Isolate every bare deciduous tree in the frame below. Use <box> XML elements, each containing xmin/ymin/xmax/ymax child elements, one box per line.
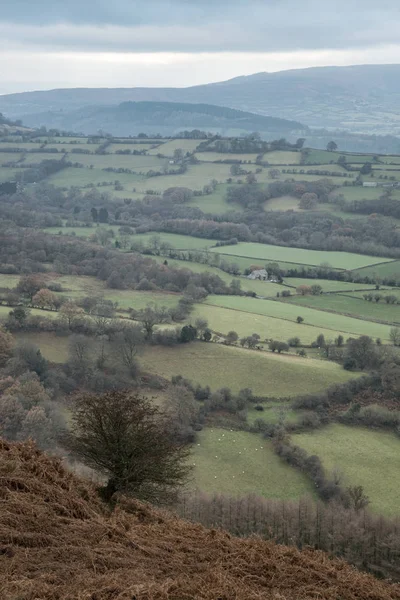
<box><xmin>63</xmin><ymin>390</ymin><xmax>192</xmax><ymax>503</ymax></box>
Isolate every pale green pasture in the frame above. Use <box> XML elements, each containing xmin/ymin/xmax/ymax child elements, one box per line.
<box><xmin>148</xmin><ymin>139</ymin><xmax>201</xmax><ymax>155</ymax></box>
<box><xmin>205</xmin><ymin>295</ymin><xmax>392</xmax><ymax>340</ymax></box>
<box><xmin>209</xmin><ymin>242</ymin><xmax>391</xmax><ymax>270</ymax></box>
<box><xmin>192</xmin><ymin>303</ymin><xmax>352</xmax><ymax>344</ymax></box>
<box><xmin>295</xmin><ymin>425</ymin><xmax>400</xmax><ymax>517</ymax></box>
<box><xmin>192</xmin><ymin>429</ymin><xmax>313</xmax><ymax>499</ymax></box>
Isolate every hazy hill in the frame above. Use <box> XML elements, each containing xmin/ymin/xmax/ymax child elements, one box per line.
<box><xmin>2</xmin><ymin>64</ymin><xmax>400</xmax><ymax>134</ymax></box>
<box><xmin>20</xmin><ymin>100</ymin><xmax>307</xmax><ymax>137</ymax></box>
<box><xmin>1</xmin><ymin>439</ymin><xmax>399</xmax><ymax>600</ymax></box>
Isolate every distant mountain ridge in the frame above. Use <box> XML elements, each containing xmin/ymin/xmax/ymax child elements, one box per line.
<box><xmin>19</xmin><ymin>101</ymin><xmax>307</xmax><ymax>137</ymax></box>
<box><xmin>2</xmin><ymin>64</ymin><xmax>400</xmax><ymax>135</ymax></box>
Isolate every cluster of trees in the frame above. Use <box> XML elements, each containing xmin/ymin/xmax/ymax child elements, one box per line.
<box><xmin>0</xmin><ymin>229</ymin><xmax>239</xmax><ymax>299</ymax></box>
<box><xmin>176</xmin><ymin>491</ymin><xmax>400</xmax><ymax>580</ymax></box>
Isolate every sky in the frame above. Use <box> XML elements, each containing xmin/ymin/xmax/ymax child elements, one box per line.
<box><xmin>1</xmin><ymin>0</ymin><xmax>400</xmax><ymax>93</ymax></box>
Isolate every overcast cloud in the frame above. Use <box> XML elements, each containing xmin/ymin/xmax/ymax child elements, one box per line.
<box><xmin>1</xmin><ymin>0</ymin><xmax>400</xmax><ymax>92</ymax></box>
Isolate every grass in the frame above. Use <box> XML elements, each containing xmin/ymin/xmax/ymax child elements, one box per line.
<box><xmin>46</xmin><ymin>167</ymin><xmax>143</xmax><ymax>188</ymax></box>
<box><xmin>195</xmin><ymin>152</ymin><xmax>260</xmax><ymax>163</ymax></box>
<box><xmin>246</xmin><ymin>401</ymin><xmax>302</xmax><ymax>426</ymax></box>
<box><xmin>141</xmin><ymin>341</ymin><xmax>360</xmax><ymax>396</ymax></box>
<box><xmin>354</xmin><ymin>260</ymin><xmax>400</xmax><ymax>279</ymax></box>
<box><xmin>0</xmin><ymin>274</ymin><xmax>21</xmax><ymax>288</ymax></box>
<box><xmin>42</xmin><ymin>225</ymin><xmax>118</xmax><ymax>237</ymax></box>
<box><xmin>0</xmin><ymin>152</ymin><xmax>24</xmax><ymax>164</ymax></box>
<box><xmin>192</xmin><ymin>428</ymin><xmax>313</xmax><ymax>499</ymax></box>
<box><xmin>204</xmin><ymin>295</ymin><xmax>393</xmax><ymax>340</ymax></box>
<box><xmin>69</xmin><ymin>154</ymin><xmax>168</xmax><ymax>171</ymax></box>
<box><xmin>192</xmin><ymin>303</ymin><xmax>352</xmax><ymax>344</ymax></box>
<box><xmin>0</xmin><ymin>306</ymin><xmax>58</xmax><ymax>320</ymax></box>
<box><xmin>131</xmin><ymin>232</ymin><xmax>216</xmax><ymax>250</ymax></box>
<box><xmin>15</xmin><ymin>331</ymin><xmax>70</xmax><ymax>362</ymax></box>
<box><xmin>263</xmin><ymin>151</ymin><xmax>301</xmax><ymax>165</ymax></box>
<box><xmin>303</xmin><ymin>149</ymin><xmax>339</xmax><ymax>164</ymax></box>
<box><xmin>137</xmin><ymin>163</ymin><xmax>234</xmax><ymax>193</ymax></box>
<box><xmin>209</xmin><ymin>242</ymin><xmax>392</xmax><ymax>270</ymax></box>
<box><xmin>285</xmin><ymin>294</ymin><xmax>400</xmax><ymax>325</ymax></box>
<box><xmin>0</xmin><ymin>142</ymin><xmax>43</xmax><ymax>150</ymax></box>
<box><xmin>0</xmin><ymin>167</ymin><xmax>18</xmax><ymax>182</ymax></box>
<box><xmin>331</xmin><ymin>186</ymin><xmax>385</xmax><ymax>202</ymax></box>
<box><xmin>108</xmin><ymin>143</ymin><xmax>157</xmax><ymax>152</ymax></box>
<box><xmin>148</xmin><ymin>139</ymin><xmax>201</xmax><ymax>156</ymax></box>
<box><xmin>294</xmin><ymin>424</ymin><xmax>400</xmax><ymax>517</ymax></box>
<box><xmin>43</xmin><ymin>228</ymin><xmax>217</xmax><ymax>251</ymax></box>
<box><xmin>264</xmin><ymin>196</ymin><xmax>301</xmax><ymax>211</ymax></box>
<box><xmin>284</xmin><ymin>278</ymin><xmax>381</xmax><ymax>292</ymax></box>
<box><xmin>187</xmin><ymin>183</ymin><xmax>243</xmax><ymax>214</ymax></box>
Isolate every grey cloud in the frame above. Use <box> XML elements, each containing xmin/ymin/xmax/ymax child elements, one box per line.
<box><xmin>0</xmin><ymin>1</ymin><xmax>399</xmax><ymax>52</ymax></box>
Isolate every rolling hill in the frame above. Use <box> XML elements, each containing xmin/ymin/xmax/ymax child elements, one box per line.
<box><xmin>19</xmin><ymin>100</ymin><xmax>307</xmax><ymax>137</ymax></box>
<box><xmin>1</xmin><ymin>439</ymin><xmax>399</xmax><ymax>600</ymax></box>
<box><xmin>2</xmin><ymin>64</ymin><xmax>400</xmax><ymax>135</ymax></box>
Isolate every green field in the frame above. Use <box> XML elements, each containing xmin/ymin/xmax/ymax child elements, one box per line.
<box><xmin>193</xmin><ymin>303</ymin><xmax>352</xmax><ymax>344</ymax></box>
<box><xmin>137</xmin><ymin>163</ymin><xmax>235</xmax><ymax>193</ymax></box>
<box><xmin>192</xmin><ymin>429</ymin><xmax>313</xmax><ymax>499</ymax></box>
<box><xmin>0</xmin><ymin>152</ymin><xmax>24</xmax><ymax>164</ymax></box>
<box><xmin>42</xmin><ymin>225</ymin><xmax>116</xmax><ymax>237</ymax></box>
<box><xmin>284</xmin><ymin>278</ymin><xmax>381</xmax><ymax>292</ymax></box>
<box><xmin>0</xmin><ymin>274</ymin><xmax>21</xmax><ymax>288</ymax></box>
<box><xmin>140</xmin><ymin>342</ymin><xmax>360</xmax><ymax>396</ymax></box>
<box><xmin>187</xmin><ymin>183</ymin><xmax>243</xmax><ymax>214</ymax></box>
<box><xmin>295</xmin><ymin>425</ymin><xmax>400</xmax><ymax>517</ymax></box>
<box><xmin>131</xmin><ymin>232</ymin><xmax>216</xmax><ymax>250</ymax></box>
<box><xmin>43</xmin><ymin>227</ymin><xmax>217</xmax><ymax>251</ymax></box>
<box><xmin>247</xmin><ymin>400</ymin><xmax>302</xmax><ymax>426</ymax></box>
<box><xmin>0</xmin><ymin>167</ymin><xmax>18</xmax><ymax>182</ymax></box>
<box><xmin>354</xmin><ymin>260</ymin><xmax>400</xmax><ymax>279</ymax></box>
<box><xmin>284</xmin><ymin>293</ymin><xmax>400</xmax><ymax>324</ymax></box>
<box><xmin>148</xmin><ymin>139</ymin><xmax>201</xmax><ymax>156</ymax></box>
<box><xmin>195</xmin><ymin>152</ymin><xmax>260</xmax><ymax>163</ymax></box>
<box><xmin>13</xmin><ymin>333</ymin><xmax>356</xmax><ymax>396</ymax></box>
<box><xmin>108</xmin><ymin>143</ymin><xmax>157</xmax><ymax>153</ymax></box>
<box><xmin>210</xmin><ymin>242</ymin><xmax>392</xmax><ymax>270</ymax></box>
<box><xmin>331</xmin><ymin>186</ymin><xmax>385</xmax><ymax>202</ymax></box>
<box><xmin>70</xmin><ymin>153</ymin><xmax>168</xmax><ymax>171</ymax></box>
<box><xmin>263</xmin><ymin>151</ymin><xmax>301</xmax><ymax>165</ymax></box>
<box><xmin>304</xmin><ymin>150</ymin><xmax>374</xmax><ymax>165</ymax></box>
<box><xmin>47</xmin><ymin>166</ymin><xmax>143</xmax><ymax>188</ymax></box>
<box><xmin>264</xmin><ymin>195</ymin><xmax>301</xmax><ymax>211</ymax></box>
<box><xmin>0</xmin><ymin>306</ymin><xmax>58</xmax><ymax>320</ymax></box>
<box><xmin>205</xmin><ymin>295</ymin><xmax>392</xmax><ymax>340</ymax></box>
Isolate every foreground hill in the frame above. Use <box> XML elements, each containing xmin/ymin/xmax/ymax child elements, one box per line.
<box><xmin>20</xmin><ymin>100</ymin><xmax>306</xmax><ymax>137</ymax></box>
<box><xmin>1</xmin><ymin>440</ymin><xmax>399</xmax><ymax>600</ymax></box>
<box><xmin>2</xmin><ymin>64</ymin><xmax>400</xmax><ymax>134</ymax></box>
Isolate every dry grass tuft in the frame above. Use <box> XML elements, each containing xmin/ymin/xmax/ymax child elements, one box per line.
<box><xmin>1</xmin><ymin>439</ymin><xmax>400</xmax><ymax>599</ymax></box>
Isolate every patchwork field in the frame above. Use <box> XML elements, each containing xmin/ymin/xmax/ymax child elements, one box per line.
<box><xmin>140</xmin><ymin>342</ymin><xmax>360</xmax><ymax>396</ymax></box>
<box><xmin>284</xmin><ymin>278</ymin><xmax>381</xmax><ymax>292</ymax></box>
<box><xmin>192</xmin><ymin>303</ymin><xmax>352</xmax><ymax>344</ymax></box>
<box><xmin>204</xmin><ymin>295</ymin><xmax>392</xmax><ymax>340</ymax></box>
<box><xmin>354</xmin><ymin>260</ymin><xmax>400</xmax><ymax>279</ymax></box>
<box><xmin>295</xmin><ymin>425</ymin><xmax>400</xmax><ymax>517</ymax></box>
<box><xmin>192</xmin><ymin>429</ymin><xmax>314</xmax><ymax>499</ymax></box>
<box><xmin>263</xmin><ymin>151</ymin><xmax>301</xmax><ymax>165</ymax></box>
<box><xmin>209</xmin><ymin>243</ymin><xmax>392</xmax><ymax>270</ymax></box>
<box><xmin>284</xmin><ymin>293</ymin><xmax>400</xmax><ymax>324</ymax></box>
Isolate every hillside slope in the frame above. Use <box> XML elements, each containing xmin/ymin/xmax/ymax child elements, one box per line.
<box><xmin>2</xmin><ymin>64</ymin><xmax>400</xmax><ymax>134</ymax></box>
<box><xmin>1</xmin><ymin>439</ymin><xmax>400</xmax><ymax>600</ymax></box>
<box><xmin>20</xmin><ymin>100</ymin><xmax>306</xmax><ymax>137</ymax></box>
